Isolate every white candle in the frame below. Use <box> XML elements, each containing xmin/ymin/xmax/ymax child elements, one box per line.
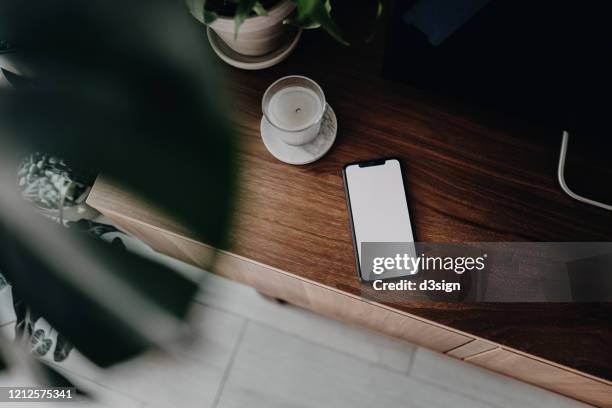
<box><xmin>262</xmin><ymin>76</ymin><xmax>326</xmax><ymax>146</ymax></box>
<box><xmin>268</xmin><ymin>86</ymin><xmax>323</xmax><ymax>131</ymax></box>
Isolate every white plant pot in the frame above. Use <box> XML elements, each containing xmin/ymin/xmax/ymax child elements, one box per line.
<box><xmin>0</xmin><ymin>51</ymin><xmax>31</xmax><ymax>77</ymax></box>
<box><xmin>187</xmin><ymin>0</ymin><xmax>297</xmax><ymax>57</ymax></box>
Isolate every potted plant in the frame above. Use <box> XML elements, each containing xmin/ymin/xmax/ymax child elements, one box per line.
<box><xmin>0</xmin><ymin>40</ymin><xmax>31</xmax><ymax>81</ymax></box>
<box><xmin>186</xmin><ymin>0</ymin><xmax>346</xmax><ymax>58</ymax></box>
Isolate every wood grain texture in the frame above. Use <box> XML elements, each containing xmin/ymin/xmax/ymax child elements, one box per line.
<box><xmin>100</xmin><ymin>209</ymin><xmax>472</xmax><ymax>353</ymax></box>
<box><xmin>466</xmin><ymin>349</ymin><xmax>612</xmax><ymax>407</ymax></box>
<box><xmin>216</xmin><ymin>250</ymin><xmax>472</xmax><ymax>352</ymax></box>
<box><xmin>446</xmin><ymin>339</ymin><xmax>498</xmax><ymax>360</ymax></box>
<box><xmin>105</xmin><ymin>210</ymin><xmax>216</xmax><ymax>271</ymax></box>
<box><xmin>86</xmin><ymin>22</ymin><xmax>612</xmax><ymax>396</ymax></box>
<box><xmin>220</xmin><ymin>30</ymin><xmax>612</xmax><ymax>381</ymax></box>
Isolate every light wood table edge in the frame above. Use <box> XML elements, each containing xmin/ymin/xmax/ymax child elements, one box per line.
<box><xmin>464</xmin><ymin>348</ymin><xmax>612</xmax><ymax>407</ymax></box>
<box><xmin>91</xmin><ymin>206</ymin><xmax>475</xmax><ymax>344</ymax></box>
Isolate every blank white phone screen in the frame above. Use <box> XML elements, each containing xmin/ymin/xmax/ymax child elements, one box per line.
<box><xmin>345</xmin><ymin>159</ymin><xmax>415</xmax><ymax>271</ymax></box>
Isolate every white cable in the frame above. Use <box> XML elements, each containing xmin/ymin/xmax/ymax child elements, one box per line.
<box><xmin>557</xmin><ymin>130</ymin><xmax>612</xmax><ymax>212</ymax></box>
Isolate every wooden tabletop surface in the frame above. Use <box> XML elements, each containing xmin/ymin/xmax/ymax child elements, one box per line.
<box><xmin>89</xmin><ymin>26</ymin><xmax>612</xmax><ymax>382</ymax></box>
<box><xmin>206</xmin><ymin>28</ymin><xmax>612</xmax><ymax>381</ymax></box>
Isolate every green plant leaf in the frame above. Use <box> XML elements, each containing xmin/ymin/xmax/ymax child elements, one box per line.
<box><xmin>0</xmin><ymin>0</ymin><xmax>236</xmax><ymax>367</ymax></box>
<box><xmin>0</xmin><ymin>0</ymin><xmax>236</xmax><ymax>249</ymax></box>
<box><xmin>253</xmin><ymin>1</ymin><xmax>268</xmax><ymax>16</ymax></box>
<box><xmin>185</xmin><ymin>0</ymin><xmax>218</xmax><ymax>25</ymax></box>
<box><xmin>185</xmin><ymin>0</ymin><xmax>207</xmax><ymax>23</ymax></box>
<box><xmin>365</xmin><ymin>0</ymin><xmax>384</xmax><ymax>43</ymax></box>
<box><xmin>204</xmin><ymin>9</ymin><xmax>218</xmax><ymax>24</ymax></box>
<box><xmin>0</xmin><ymin>212</ymin><xmax>199</xmax><ymax>367</ymax></box>
<box><xmin>235</xmin><ymin>0</ymin><xmax>258</xmax><ymax>38</ymax></box>
<box><xmin>284</xmin><ymin>0</ymin><xmax>329</xmax><ymax>29</ymax></box>
<box><xmin>290</xmin><ymin>0</ymin><xmax>347</xmax><ymax>45</ymax></box>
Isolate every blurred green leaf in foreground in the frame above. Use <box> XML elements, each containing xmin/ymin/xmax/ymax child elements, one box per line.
<box><xmin>0</xmin><ymin>0</ymin><xmax>236</xmax><ymax>371</ymax></box>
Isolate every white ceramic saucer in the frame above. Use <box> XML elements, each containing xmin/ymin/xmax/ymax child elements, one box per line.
<box><xmin>207</xmin><ymin>27</ymin><xmax>302</xmax><ymax>70</ymax></box>
<box><xmin>260</xmin><ymin>104</ymin><xmax>337</xmax><ymax>165</ymax></box>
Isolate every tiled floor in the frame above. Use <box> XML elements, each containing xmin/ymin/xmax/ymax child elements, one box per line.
<box><xmin>0</xmin><ymin>251</ymin><xmax>590</xmax><ymax>407</ymax></box>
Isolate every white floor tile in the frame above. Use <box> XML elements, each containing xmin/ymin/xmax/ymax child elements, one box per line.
<box><xmin>45</xmin><ymin>303</ymin><xmax>245</xmax><ymax>408</ymax></box>
<box><xmin>53</xmin><ymin>366</ymin><xmax>145</xmax><ymax>408</ymax></box>
<box><xmin>0</xmin><ymin>284</ymin><xmax>16</xmax><ymax>326</ymax></box>
<box><xmin>0</xmin><ymin>321</ymin><xmax>16</xmax><ymax>341</ymax></box>
<box><xmin>64</xmin><ymin>352</ymin><xmax>221</xmax><ymax>408</ymax></box>
<box><xmin>216</xmin><ymin>322</ymin><xmax>492</xmax><ymax>408</ymax></box>
<box><xmin>196</xmin><ymin>271</ymin><xmax>416</xmax><ymax>373</ymax></box>
<box><xmin>410</xmin><ymin>347</ymin><xmax>590</xmax><ymax>408</ymax></box>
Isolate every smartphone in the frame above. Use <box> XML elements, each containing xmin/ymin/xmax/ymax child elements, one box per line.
<box><xmin>342</xmin><ymin>158</ymin><xmax>416</xmax><ymax>281</ymax></box>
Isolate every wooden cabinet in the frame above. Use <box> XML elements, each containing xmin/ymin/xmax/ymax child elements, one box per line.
<box><xmin>88</xmin><ymin>198</ymin><xmax>612</xmax><ymax>407</ymax></box>
<box><xmin>446</xmin><ymin>339</ymin><xmax>498</xmax><ymax>359</ymax></box>
<box><xmin>466</xmin><ymin>349</ymin><xmax>612</xmax><ymax>407</ymax></box>
<box><xmin>103</xmin><ymin>208</ymin><xmax>473</xmax><ymax>353</ymax></box>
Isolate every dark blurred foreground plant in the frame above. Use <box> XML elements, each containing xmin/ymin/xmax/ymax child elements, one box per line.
<box><xmin>0</xmin><ymin>0</ymin><xmax>236</xmax><ymax>388</ymax></box>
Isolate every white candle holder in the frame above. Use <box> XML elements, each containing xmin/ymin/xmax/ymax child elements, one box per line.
<box><xmin>262</xmin><ymin>75</ymin><xmax>326</xmax><ymax>146</ymax></box>
<box><xmin>260</xmin><ymin>75</ymin><xmax>338</xmax><ymax>165</ymax></box>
